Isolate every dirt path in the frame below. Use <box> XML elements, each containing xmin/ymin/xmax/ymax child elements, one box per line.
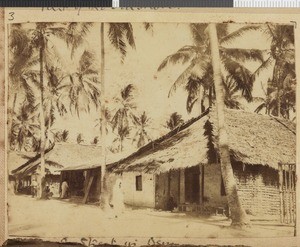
<box><xmin>8</xmin><ymin>194</ymin><xmax>294</xmax><ymax>239</ymax></box>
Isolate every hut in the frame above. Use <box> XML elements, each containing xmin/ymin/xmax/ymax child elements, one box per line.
<box><xmin>11</xmin><ymin>143</ymin><xmax>103</xmax><ymax>199</ymax></box>
<box><xmin>59</xmin><ymin>150</ymin><xmax>126</xmax><ymax>204</ymax></box>
<box><xmin>7</xmin><ymin>151</ymin><xmax>35</xmax><ymax>194</ymax></box>
<box><xmin>107</xmin><ymin>108</ymin><xmax>296</xmax><ymax>220</ymax></box>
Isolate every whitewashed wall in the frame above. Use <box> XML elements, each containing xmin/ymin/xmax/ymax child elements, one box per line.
<box><xmin>121</xmin><ymin>172</ymin><xmax>155</xmax><ymax>208</ymax></box>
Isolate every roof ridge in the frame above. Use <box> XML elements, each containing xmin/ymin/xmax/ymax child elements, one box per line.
<box><xmin>270</xmin><ymin>116</ymin><xmax>296</xmax><ymax>135</ymax></box>
<box><xmin>107</xmin><ymin>109</ymin><xmax>210</xmax><ymax>170</ymax></box>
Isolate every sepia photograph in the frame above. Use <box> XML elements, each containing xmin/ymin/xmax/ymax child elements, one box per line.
<box><xmin>4</xmin><ymin>10</ymin><xmax>297</xmax><ymax>243</ymax></box>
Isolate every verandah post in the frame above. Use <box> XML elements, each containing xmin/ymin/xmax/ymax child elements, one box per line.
<box><xmin>199</xmin><ymin>165</ymin><xmax>203</xmax><ymax>204</ymax></box>
<box><xmin>278</xmin><ymin>163</ymin><xmax>284</xmax><ymax>223</ymax></box>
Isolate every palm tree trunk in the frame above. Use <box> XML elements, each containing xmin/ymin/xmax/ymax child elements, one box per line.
<box><xmin>100</xmin><ymin>22</ymin><xmax>108</xmax><ymax>208</ymax></box>
<box><xmin>273</xmin><ymin>61</ymin><xmax>282</xmax><ymax>118</ymax></box>
<box><xmin>120</xmin><ymin>138</ymin><xmax>123</xmax><ymax>152</ymax></box>
<box><xmin>277</xmin><ymin>87</ymin><xmax>281</xmax><ymax>117</ymax></box>
<box><xmin>208</xmin><ymin>86</ymin><xmax>213</xmax><ymax>107</ymax></box>
<box><xmin>38</xmin><ymin>44</ymin><xmax>46</xmax><ymax>198</ymax></box>
<box><xmin>208</xmin><ymin>23</ymin><xmax>249</xmax><ymax>227</ymax></box>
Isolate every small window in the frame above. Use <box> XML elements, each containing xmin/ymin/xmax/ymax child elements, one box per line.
<box><xmin>221</xmin><ymin>177</ymin><xmax>226</xmax><ymax>196</ymax></box>
<box><xmin>136</xmin><ymin>175</ymin><xmax>142</xmax><ymax>191</ymax></box>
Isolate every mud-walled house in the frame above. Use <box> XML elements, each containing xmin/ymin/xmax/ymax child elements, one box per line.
<box><xmin>10</xmin><ymin>143</ymin><xmax>103</xmax><ymax>199</ymax></box>
<box><xmin>107</xmin><ymin>108</ymin><xmax>296</xmax><ymax>221</ymax></box>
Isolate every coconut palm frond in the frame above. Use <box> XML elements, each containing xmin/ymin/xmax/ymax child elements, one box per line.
<box><xmin>185</xmin><ymin>77</ymin><xmax>202</xmax><ymax>113</ymax></box>
<box><xmin>255</xmin><ymin>102</ymin><xmax>267</xmax><ymax>113</ymax></box>
<box><xmin>157</xmin><ymin>45</ymin><xmax>198</xmax><ymax>71</ymax></box>
<box><xmin>168</xmin><ymin>62</ymin><xmax>196</xmax><ymax>97</ymax></box>
<box><xmin>65</xmin><ymin>22</ymin><xmax>93</xmax><ymax>57</ymax></box>
<box><xmin>169</xmin><ymin>57</ymin><xmax>209</xmax><ymax>98</ymax></box>
<box><xmin>21</xmin><ymin>76</ymin><xmax>36</xmax><ymax>106</ymax></box>
<box><xmin>166</xmin><ymin>112</ymin><xmax>184</xmax><ymax>130</ymax></box>
<box><xmin>216</xmin><ymin>23</ymin><xmax>230</xmax><ymax>40</ymax></box>
<box><xmin>47</xmin><ymin>27</ymin><xmax>68</xmax><ymax>40</ymax></box>
<box><xmin>222</xmin><ymin>55</ymin><xmax>254</xmax><ymax>102</ymax></box>
<box><xmin>190</xmin><ymin>23</ymin><xmax>208</xmax><ymax>46</ymax></box>
<box><xmin>108</xmin><ymin>23</ymin><xmax>135</xmax><ymax>61</ymax></box>
<box><xmin>10</xmin><ymin>25</ymin><xmax>33</xmax><ymax>57</ymax></box>
<box><xmin>79</xmin><ymin>50</ymin><xmax>96</xmax><ymax>72</ymax></box>
<box><xmin>252</xmin><ymin>56</ymin><xmax>274</xmax><ymax>78</ymax></box>
<box><xmin>109</xmin><ymin>25</ymin><xmax>126</xmax><ymax>57</ymax></box>
<box><xmin>220</xmin><ymin>25</ymin><xmax>261</xmax><ymax>44</ymax></box>
<box><xmin>121</xmin><ymin>84</ymin><xmax>135</xmax><ymax>100</ymax></box>
<box><xmin>221</xmin><ymin>47</ymin><xmax>265</xmax><ymax>63</ymax></box>
<box><xmin>123</xmin><ymin>23</ymin><xmax>136</xmax><ymax>49</ymax></box>
<box><xmin>224</xmin><ymin>98</ymin><xmax>242</xmax><ymax>109</ymax></box>
<box><xmin>132</xmin><ymin>111</ymin><xmax>152</xmax><ymax>148</ymax></box>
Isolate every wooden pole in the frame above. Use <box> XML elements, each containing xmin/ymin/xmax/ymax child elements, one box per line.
<box><xmin>292</xmin><ymin>166</ymin><xmax>296</xmax><ymax>223</ymax></box>
<box><xmin>168</xmin><ymin>171</ymin><xmax>171</xmax><ymax>199</ymax></box>
<box><xmin>278</xmin><ymin>163</ymin><xmax>284</xmax><ymax>223</ymax></box>
<box><xmin>100</xmin><ymin>22</ymin><xmax>107</xmax><ymax>207</ymax></box>
<box><xmin>199</xmin><ymin>165</ymin><xmax>203</xmax><ymax>204</ymax></box>
<box><xmin>288</xmin><ymin>165</ymin><xmax>294</xmax><ymax>223</ymax></box>
<box><xmin>284</xmin><ymin>168</ymin><xmax>289</xmax><ymax>223</ymax></box>
<box><xmin>178</xmin><ymin>170</ymin><xmax>180</xmax><ymax>206</ymax></box>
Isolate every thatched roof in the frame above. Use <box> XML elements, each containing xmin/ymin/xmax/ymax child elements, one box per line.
<box><xmin>108</xmin><ymin>108</ymin><xmax>296</xmax><ymax>173</ymax></box>
<box><xmin>107</xmin><ymin>110</ymin><xmax>210</xmax><ymax>173</ymax></box>
<box><xmin>210</xmin><ymin>108</ymin><xmax>296</xmax><ymax>169</ymax></box>
<box><xmin>11</xmin><ymin>143</ymin><xmax>103</xmax><ymax>177</ymax></box>
<box><xmin>7</xmin><ymin>151</ymin><xmax>35</xmax><ymax>174</ymax></box>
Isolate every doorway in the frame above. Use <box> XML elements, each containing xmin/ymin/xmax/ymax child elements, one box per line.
<box><xmin>185</xmin><ymin>166</ymin><xmax>200</xmax><ymax>203</ymax></box>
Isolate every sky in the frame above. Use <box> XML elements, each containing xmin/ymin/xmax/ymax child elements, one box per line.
<box><xmin>10</xmin><ymin>22</ymin><xmax>276</xmax><ymax>152</ymax></box>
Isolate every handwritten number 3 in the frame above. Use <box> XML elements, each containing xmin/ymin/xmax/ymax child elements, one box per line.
<box><xmin>8</xmin><ymin>12</ymin><xmax>14</xmax><ymax>21</ymax></box>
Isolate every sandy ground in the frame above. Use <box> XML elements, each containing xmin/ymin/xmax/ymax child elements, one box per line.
<box><xmin>7</xmin><ymin>194</ymin><xmax>294</xmax><ymax>240</ymax></box>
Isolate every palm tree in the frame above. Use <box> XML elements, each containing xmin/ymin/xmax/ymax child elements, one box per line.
<box><xmin>77</xmin><ymin>133</ymin><xmax>84</xmax><ymax>144</ymax></box>
<box><xmin>92</xmin><ymin>136</ymin><xmax>99</xmax><ymax>145</ymax></box>
<box><xmin>30</xmin><ymin>23</ymin><xmax>68</xmax><ymax>195</ymax></box>
<box><xmin>10</xmin><ymin>100</ymin><xmax>40</xmax><ymax>152</ymax></box>
<box><xmin>223</xmin><ymin>75</ymin><xmax>243</xmax><ymax>110</ymax></box>
<box><xmin>113</xmin><ymin>125</ymin><xmax>131</xmax><ymax>152</ymax></box>
<box><xmin>208</xmin><ymin>23</ymin><xmax>249</xmax><ymax>226</ymax></box>
<box><xmin>255</xmin><ymin>77</ymin><xmax>296</xmax><ymax>119</ymax></box>
<box><xmin>253</xmin><ymin>24</ymin><xmax>295</xmax><ymax>118</ymax></box>
<box><xmin>64</xmin><ymin>22</ymin><xmax>94</xmax><ymax>58</ymax></box>
<box><xmin>8</xmin><ymin>24</ymin><xmax>39</xmax><ymax>146</ymax></box>
<box><xmin>53</xmin><ymin>129</ymin><xmax>69</xmax><ymax>143</ymax></box>
<box><xmin>166</xmin><ymin>112</ymin><xmax>184</xmax><ymax>130</ymax></box>
<box><xmin>95</xmin><ymin>107</ymin><xmax>112</xmax><ymax>134</ymax></box>
<box><xmin>132</xmin><ymin>112</ymin><xmax>152</xmax><ymax>148</ymax></box>
<box><xmin>111</xmin><ymin>84</ymin><xmax>137</xmax><ymax>138</ymax></box>
<box><xmin>61</xmin><ymin>130</ymin><xmax>69</xmax><ymax>142</ymax></box>
<box><xmin>158</xmin><ymin>23</ymin><xmax>263</xmax><ymax>114</ymax></box>
<box><xmin>99</xmin><ymin>23</ymin><xmax>136</xmax><ymax>207</ymax></box>
<box><xmin>62</xmin><ymin>50</ymin><xmax>101</xmax><ymax>117</ymax></box>
<box><xmin>43</xmin><ymin>65</ymin><xmax>68</xmax><ymax>137</ymax></box>
<box><xmin>28</xmin><ymin>22</ymin><xmax>92</xmax><ymax>197</ymax></box>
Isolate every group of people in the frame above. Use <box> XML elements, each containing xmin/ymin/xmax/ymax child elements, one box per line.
<box><xmin>30</xmin><ymin>179</ymin><xmax>69</xmax><ymax>199</ymax></box>
<box><xmin>30</xmin><ymin>178</ymin><xmax>54</xmax><ymax>199</ymax></box>
<box><xmin>28</xmin><ymin>177</ymin><xmax>125</xmax><ymax>215</ymax></box>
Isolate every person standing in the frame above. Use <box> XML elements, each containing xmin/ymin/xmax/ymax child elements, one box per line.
<box><xmin>111</xmin><ymin>179</ymin><xmax>125</xmax><ymax>217</ymax></box>
<box><xmin>31</xmin><ymin>178</ymin><xmax>38</xmax><ymax>198</ymax></box>
<box><xmin>61</xmin><ymin>180</ymin><xmax>69</xmax><ymax>199</ymax></box>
